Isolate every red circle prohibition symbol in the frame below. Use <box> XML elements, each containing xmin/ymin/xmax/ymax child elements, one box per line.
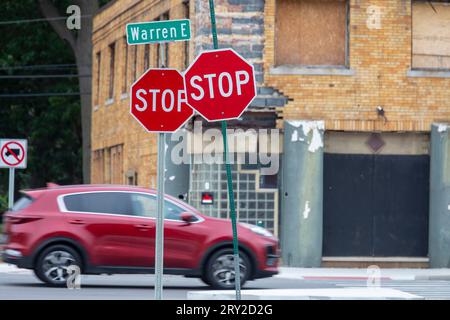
<box><xmin>1</xmin><ymin>142</ymin><xmax>25</xmax><ymax>167</ymax></box>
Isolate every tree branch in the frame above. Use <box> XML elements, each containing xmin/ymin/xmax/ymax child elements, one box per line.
<box><xmin>38</xmin><ymin>0</ymin><xmax>76</xmax><ymax>51</ymax></box>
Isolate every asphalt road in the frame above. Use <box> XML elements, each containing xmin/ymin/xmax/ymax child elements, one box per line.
<box><xmin>1</xmin><ymin>271</ymin><xmax>450</xmax><ymax>300</ymax></box>
<box><xmin>0</xmin><ymin>272</ymin><xmax>333</xmax><ymax>300</ymax></box>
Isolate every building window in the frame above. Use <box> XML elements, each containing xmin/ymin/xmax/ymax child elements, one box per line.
<box><xmin>131</xmin><ymin>45</ymin><xmax>137</xmax><ymax>81</ymax></box>
<box><xmin>275</xmin><ymin>0</ymin><xmax>348</xmax><ymax>67</ymax></box>
<box><xmin>412</xmin><ymin>1</ymin><xmax>450</xmax><ymax>70</ymax></box>
<box><xmin>108</xmin><ymin>42</ymin><xmax>115</xmax><ymax>99</ymax></box>
<box><xmin>122</xmin><ymin>37</ymin><xmax>128</xmax><ymax>94</ymax></box>
<box><xmin>144</xmin><ymin>44</ymin><xmax>150</xmax><ymax>71</ymax></box>
<box><xmin>183</xmin><ymin>1</ymin><xmax>190</xmax><ymax>68</ymax></box>
<box><xmin>94</xmin><ymin>51</ymin><xmax>101</xmax><ymax>106</ymax></box>
<box><xmin>126</xmin><ymin>170</ymin><xmax>138</xmax><ymax>186</ymax></box>
<box><xmin>157</xmin><ymin>13</ymin><xmax>170</xmax><ymax>68</ymax></box>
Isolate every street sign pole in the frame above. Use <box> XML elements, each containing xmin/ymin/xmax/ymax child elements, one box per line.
<box><xmin>208</xmin><ymin>0</ymin><xmax>241</xmax><ymax>300</ymax></box>
<box><xmin>155</xmin><ymin>132</ymin><xmax>165</xmax><ymax>300</ymax></box>
<box><xmin>8</xmin><ymin>167</ymin><xmax>15</xmax><ymax>209</ymax></box>
<box><xmin>155</xmin><ymin>46</ymin><xmax>167</xmax><ymax>300</ymax></box>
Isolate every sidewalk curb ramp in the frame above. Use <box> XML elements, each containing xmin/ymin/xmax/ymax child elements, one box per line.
<box><xmin>187</xmin><ymin>288</ymin><xmax>423</xmax><ymax>300</ymax></box>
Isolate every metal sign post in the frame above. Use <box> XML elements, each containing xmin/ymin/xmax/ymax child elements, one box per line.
<box><xmin>208</xmin><ymin>0</ymin><xmax>242</xmax><ymax>300</ymax></box>
<box><xmin>8</xmin><ymin>168</ymin><xmax>15</xmax><ymax>209</ymax></box>
<box><xmin>155</xmin><ymin>132</ymin><xmax>165</xmax><ymax>300</ymax></box>
<box><xmin>155</xmin><ymin>42</ymin><xmax>166</xmax><ymax>301</ymax></box>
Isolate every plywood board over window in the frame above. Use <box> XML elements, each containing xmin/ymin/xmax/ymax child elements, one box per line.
<box><xmin>275</xmin><ymin>0</ymin><xmax>348</xmax><ymax>66</ymax></box>
<box><xmin>413</xmin><ymin>1</ymin><xmax>450</xmax><ymax>70</ymax></box>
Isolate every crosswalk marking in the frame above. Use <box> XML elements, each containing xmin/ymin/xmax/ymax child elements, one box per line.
<box><xmin>306</xmin><ymin>279</ymin><xmax>450</xmax><ymax>300</ymax></box>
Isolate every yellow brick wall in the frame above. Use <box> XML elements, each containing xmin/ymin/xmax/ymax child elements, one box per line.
<box><xmin>264</xmin><ymin>0</ymin><xmax>450</xmax><ymax>131</ymax></box>
<box><xmin>91</xmin><ymin>0</ymin><xmax>189</xmax><ymax>186</ymax></box>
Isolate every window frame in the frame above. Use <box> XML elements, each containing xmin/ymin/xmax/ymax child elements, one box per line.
<box><xmin>57</xmin><ymin>191</ymin><xmax>204</xmax><ymax>223</ymax></box>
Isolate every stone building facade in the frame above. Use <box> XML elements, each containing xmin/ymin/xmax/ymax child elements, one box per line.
<box><xmin>92</xmin><ymin>0</ymin><xmax>450</xmax><ymax>267</ymax></box>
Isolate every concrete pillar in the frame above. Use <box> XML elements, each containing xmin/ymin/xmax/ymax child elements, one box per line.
<box><xmin>281</xmin><ymin>120</ymin><xmax>324</xmax><ymax>267</ymax></box>
<box><xmin>164</xmin><ymin>131</ymin><xmax>190</xmax><ymax>201</ymax></box>
<box><xmin>429</xmin><ymin>123</ymin><xmax>450</xmax><ymax>268</ymax></box>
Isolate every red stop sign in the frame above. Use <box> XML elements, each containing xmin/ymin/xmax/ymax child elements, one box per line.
<box><xmin>130</xmin><ymin>69</ymin><xmax>193</xmax><ymax>132</ymax></box>
<box><xmin>184</xmin><ymin>48</ymin><xmax>257</xmax><ymax>122</ymax></box>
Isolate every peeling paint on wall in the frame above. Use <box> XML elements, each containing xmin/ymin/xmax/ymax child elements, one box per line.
<box><xmin>288</xmin><ymin>120</ymin><xmax>324</xmax><ymax>153</ymax></box>
<box><xmin>303</xmin><ymin>201</ymin><xmax>311</xmax><ymax>219</ymax></box>
<box><xmin>291</xmin><ymin>130</ymin><xmax>298</xmax><ymax>142</ymax></box>
<box><xmin>437</xmin><ymin>124</ymin><xmax>448</xmax><ymax>133</ymax></box>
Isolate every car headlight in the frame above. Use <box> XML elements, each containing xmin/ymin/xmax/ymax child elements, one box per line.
<box><xmin>240</xmin><ymin>223</ymin><xmax>274</xmax><ymax>238</ymax></box>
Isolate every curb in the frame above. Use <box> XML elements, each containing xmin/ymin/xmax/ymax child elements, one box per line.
<box><xmin>187</xmin><ymin>288</ymin><xmax>423</xmax><ymax>300</ymax></box>
<box><xmin>415</xmin><ymin>275</ymin><xmax>450</xmax><ymax>281</ymax></box>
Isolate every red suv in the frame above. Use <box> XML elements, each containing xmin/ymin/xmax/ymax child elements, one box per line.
<box><xmin>2</xmin><ymin>185</ymin><xmax>279</xmax><ymax>288</ymax></box>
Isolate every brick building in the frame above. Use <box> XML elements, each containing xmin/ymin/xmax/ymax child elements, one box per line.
<box><xmin>91</xmin><ymin>0</ymin><xmax>450</xmax><ymax>267</ymax></box>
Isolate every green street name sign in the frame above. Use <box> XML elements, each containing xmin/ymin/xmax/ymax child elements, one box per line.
<box><xmin>126</xmin><ymin>19</ymin><xmax>191</xmax><ymax>45</ymax></box>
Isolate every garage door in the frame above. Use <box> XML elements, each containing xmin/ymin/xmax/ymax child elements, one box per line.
<box><xmin>323</xmin><ymin>153</ymin><xmax>429</xmax><ymax>257</ymax></box>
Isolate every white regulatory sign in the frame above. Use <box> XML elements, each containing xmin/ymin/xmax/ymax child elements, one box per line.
<box><xmin>0</xmin><ymin>139</ymin><xmax>28</xmax><ymax>169</ymax></box>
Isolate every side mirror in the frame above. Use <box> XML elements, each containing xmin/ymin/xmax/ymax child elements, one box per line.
<box><xmin>180</xmin><ymin>212</ymin><xmax>195</xmax><ymax>224</ymax></box>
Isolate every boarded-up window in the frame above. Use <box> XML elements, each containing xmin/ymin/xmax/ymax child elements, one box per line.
<box><xmin>110</xmin><ymin>144</ymin><xmax>124</xmax><ymax>184</ymax></box>
<box><xmin>92</xmin><ymin>149</ymin><xmax>104</xmax><ymax>183</ymax></box>
<box><xmin>275</xmin><ymin>0</ymin><xmax>348</xmax><ymax>66</ymax></box>
<box><xmin>92</xmin><ymin>145</ymin><xmax>123</xmax><ymax>184</ymax></box>
<box><xmin>412</xmin><ymin>1</ymin><xmax>450</xmax><ymax>70</ymax></box>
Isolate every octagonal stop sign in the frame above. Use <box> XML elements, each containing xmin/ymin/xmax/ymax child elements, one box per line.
<box><xmin>184</xmin><ymin>48</ymin><xmax>257</xmax><ymax>122</ymax></box>
<box><xmin>130</xmin><ymin>69</ymin><xmax>193</xmax><ymax>132</ymax></box>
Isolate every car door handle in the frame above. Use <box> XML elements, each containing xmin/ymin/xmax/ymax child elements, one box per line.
<box><xmin>68</xmin><ymin>219</ymin><xmax>86</xmax><ymax>225</ymax></box>
<box><xmin>134</xmin><ymin>224</ymin><xmax>154</xmax><ymax>230</ymax></box>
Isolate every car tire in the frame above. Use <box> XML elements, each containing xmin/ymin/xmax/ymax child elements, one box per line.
<box><xmin>34</xmin><ymin>244</ymin><xmax>82</xmax><ymax>287</ymax></box>
<box><xmin>204</xmin><ymin>248</ymin><xmax>251</xmax><ymax>290</ymax></box>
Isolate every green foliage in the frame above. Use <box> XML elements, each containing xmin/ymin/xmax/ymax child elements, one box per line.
<box><xmin>0</xmin><ymin>193</ymin><xmax>7</xmax><ymax>214</ymax></box>
<box><xmin>0</xmin><ymin>0</ymin><xmax>83</xmax><ymax>195</ymax></box>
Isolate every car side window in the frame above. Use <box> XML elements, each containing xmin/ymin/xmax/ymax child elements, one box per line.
<box><xmin>164</xmin><ymin>201</ymin><xmax>185</xmax><ymax>221</ymax></box>
<box><xmin>129</xmin><ymin>193</ymin><xmax>197</xmax><ymax>221</ymax></box>
<box><xmin>131</xmin><ymin>193</ymin><xmax>157</xmax><ymax>218</ymax></box>
<box><xmin>165</xmin><ymin>201</ymin><xmax>198</xmax><ymax>222</ymax></box>
<box><xmin>63</xmin><ymin>192</ymin><xmax>133</xmax><ymax>216</ymax></box>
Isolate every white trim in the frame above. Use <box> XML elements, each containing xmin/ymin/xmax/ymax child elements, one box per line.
<box><xmin>57</xmin><ymin>190</ymin><xmax>204</xmax><ymax>224</ymax></box>
<box><xmin>407</xmin><ymin>69</ymin><xmax>450</xmax><ymax>78</ymax></box>
<box><xmin>270</xmin><ymin>66</ymin><xmax>355</xmax><ymax>76</ymax></box>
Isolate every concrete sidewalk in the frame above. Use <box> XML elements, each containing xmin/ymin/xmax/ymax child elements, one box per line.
<box><xmin>275</xmin><ymin>267</ymin><xmax>450</xmax><ymax>281</ymax></box>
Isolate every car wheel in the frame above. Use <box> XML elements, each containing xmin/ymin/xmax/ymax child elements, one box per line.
<box><xmin>34</xmin><ymin>244</ymin><xmax>81</xmax><ymax>287</ymax></box>
<box><xmin>205</xmin><ymin>248</ymin><xmax>250</xmax><ymax>290</ymax></box>
<box><xmin>200</xmin><ymin>274</ymin><xmax>211</xmax><ymax>286</ymax></box>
